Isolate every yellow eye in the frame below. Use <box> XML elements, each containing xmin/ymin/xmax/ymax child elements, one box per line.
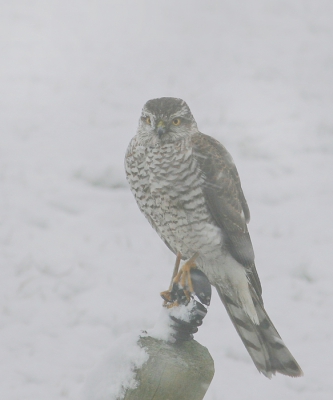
<box><xmin>172</xmin><ymin>118</ymin><xmax>181</xmax><ymax>126</ymax></box>
<box><xmin>145</xmin><ymin>116</ymin><xmax>151</xmax><ymax>124</ymax></box>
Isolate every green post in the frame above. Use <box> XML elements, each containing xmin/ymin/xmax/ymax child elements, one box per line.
<box><xmin>123</xmin><ymin>336</ymin><xmax>214</xmax><ymax>400</ymax></box>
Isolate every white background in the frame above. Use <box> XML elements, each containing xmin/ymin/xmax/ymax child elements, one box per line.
<box><xmin>1</xmin><ymin>1</ymin><xmax>333</xmax><ymax>399</ymax></box>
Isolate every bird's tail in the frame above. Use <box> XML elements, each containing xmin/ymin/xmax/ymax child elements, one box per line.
<box><xmin>216</xmin><ymin>286</ymin><xmax>303</xmax><ymax>378</ymax></box>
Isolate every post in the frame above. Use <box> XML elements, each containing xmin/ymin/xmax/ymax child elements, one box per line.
<box><xmin>123</xmin><ymin>336</ymin><xmax>215</xmax><ymax>400</ymax></box>
<box><xmin>122</xmin><ymin>267</ymin><xmax>215</xmax><ymax>399</ymax></box>
<box><xmin>82</xmin><ymin>267</ymin><xmax>214</xmax><ymax>399</ymax></box>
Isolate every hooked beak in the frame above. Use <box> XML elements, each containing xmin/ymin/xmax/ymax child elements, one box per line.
<box><xmin>156</xmin><ymin>120</ymin><xmax>166</xmax><ymax>138</ymax></box>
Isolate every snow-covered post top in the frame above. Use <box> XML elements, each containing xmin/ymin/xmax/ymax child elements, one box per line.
<box><xmin>121</xmin><ymin>270</ymin><xmax>215</xmax><ymax>400</ymax></box>
<box><xmin>83</xmin><ymin>270</ymin><xmax>214</xmax><ymax>400</ymax></box>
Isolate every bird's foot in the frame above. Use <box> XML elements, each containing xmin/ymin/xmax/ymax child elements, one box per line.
<box><xmin>161</xmin><ymin>253</ymin><xmax>211</xmax><ymax>307</ymax></box>
<box><xmin>173</xmin><ymin>253</ymin><xmax>199</xmax><ymax>297</ymax></box>
<box><xmin>162</xmin><ymin>258</ymin><xmax>212</xmax><ymax>341</ymax></box>
<box><xmin>161</xmin><ymin>253</ymin><xmax>198</xmax><ymax>306</ymax></box>
<box><xmin>160</xmin><ymin>253</ymin><xmax>212</xmax><ymax>341</ymax></box>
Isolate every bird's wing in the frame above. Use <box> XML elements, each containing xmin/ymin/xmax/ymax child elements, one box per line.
<box><xmin>192</xmin><ymin>132</ymin><xmax>262</xmax><ymax>299</ymax></box>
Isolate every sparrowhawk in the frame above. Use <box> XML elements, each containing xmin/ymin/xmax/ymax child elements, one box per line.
<box><xmin>125</xmin><ymin>97</ymin><xmax>303</xmax><ymax>378</ymax></box>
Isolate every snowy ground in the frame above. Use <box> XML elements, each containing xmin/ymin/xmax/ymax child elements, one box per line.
<box><xmin>1</xmin><ymin>1</ymin><xmax>333</xmax><ymax>399</ymax></box>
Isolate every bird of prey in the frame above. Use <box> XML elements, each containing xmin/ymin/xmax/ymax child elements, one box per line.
<box><xmin>125</xmin><ymin>97</ymin><xmax>303</xmax><ymax>378</ymax></box>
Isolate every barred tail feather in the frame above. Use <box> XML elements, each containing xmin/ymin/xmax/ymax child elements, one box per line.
<box><xmin>216</xmin><ymin>286</ymin><xmax>303</xmax><ymax>378</ymax></box>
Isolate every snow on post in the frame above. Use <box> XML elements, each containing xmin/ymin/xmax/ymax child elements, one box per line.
<box><xmin>83</xmin><ymin>303</ymin><xmax>214</xmax><ymax>400</ymax></box>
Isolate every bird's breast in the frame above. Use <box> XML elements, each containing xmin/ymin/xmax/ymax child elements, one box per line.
<box><xmin>126</xmin><ymin>137</ymin><xmax>223</xmax><ymax>259</ymax></box>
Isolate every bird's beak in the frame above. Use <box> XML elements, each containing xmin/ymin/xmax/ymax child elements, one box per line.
<box><xmin>156</xmin><ymin>120</ymin><xmax>166</xmax><ymax>137</ymax></box>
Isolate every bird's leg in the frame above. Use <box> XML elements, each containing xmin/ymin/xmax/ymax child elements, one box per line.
<box><xmin>161</xmin><ymin>252</ymin><xmax>199</xmax><ymax>306</ymax></box>
<box><xmin>160</xmin><ymin>252</ymin><xmax>182</xmax><ymax>305</ymax></box>
<box><xmin>169</xmin><ymin>251</ymin><xmax>182</xmax><ymax>290</ymax></box>
<box><xmin>173</xmin><ymin>252</ymin><xmax>199</xmax><ymax>302</ymax></box>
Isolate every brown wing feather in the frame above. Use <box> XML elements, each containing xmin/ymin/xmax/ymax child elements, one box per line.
<box><xmin>192</xmin><ymin>132</ymin><xmax>262</xmax><ymax>299</ymax></box>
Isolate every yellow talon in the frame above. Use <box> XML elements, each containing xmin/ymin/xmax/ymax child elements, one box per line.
<box><xmin>161</xmin><ymin>252</ymin><xmax>199</xmax><ymax>306</ymax></box>
<box><xmin>173</xmin><ymin>252</ymin><xmax>199</xmax><ymax>293</ymax></box>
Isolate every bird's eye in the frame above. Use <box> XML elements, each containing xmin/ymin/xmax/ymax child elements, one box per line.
<box><xmin>172</xmin><ymin>118</ymin><xmax>181</xmax><ymax>126</ymax></box>
<box><xmin>145</xmin><ymin>116</ymin><xmax>151</xmax><ymax>125</ymax></box>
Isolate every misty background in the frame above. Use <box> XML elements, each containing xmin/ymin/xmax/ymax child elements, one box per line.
<box><xmin>1</xmin><ymin>1</ymin><xmax>333</xmax><ymax>399</ymax></box>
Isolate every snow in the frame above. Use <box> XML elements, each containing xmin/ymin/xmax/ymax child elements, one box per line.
<box><xmin>148</xmin><ymin>300</ymin><xmax>196</xmax><ymax>342</ymax></box>
<box><xmin>82</xmin><ymin>332</ymin><xmax>148</xmax><ymax>400</ymax></box>
<box><xmin>1</xmin><ymin>0</ymin><xmax>333</xmax><ymax>399</ymax></box>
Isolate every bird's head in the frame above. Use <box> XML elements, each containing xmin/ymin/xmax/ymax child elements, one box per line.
<box><xmin>137</xmin><ymin>97</ymin><xmax>198</xmax><ymax>145</ymax></box>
